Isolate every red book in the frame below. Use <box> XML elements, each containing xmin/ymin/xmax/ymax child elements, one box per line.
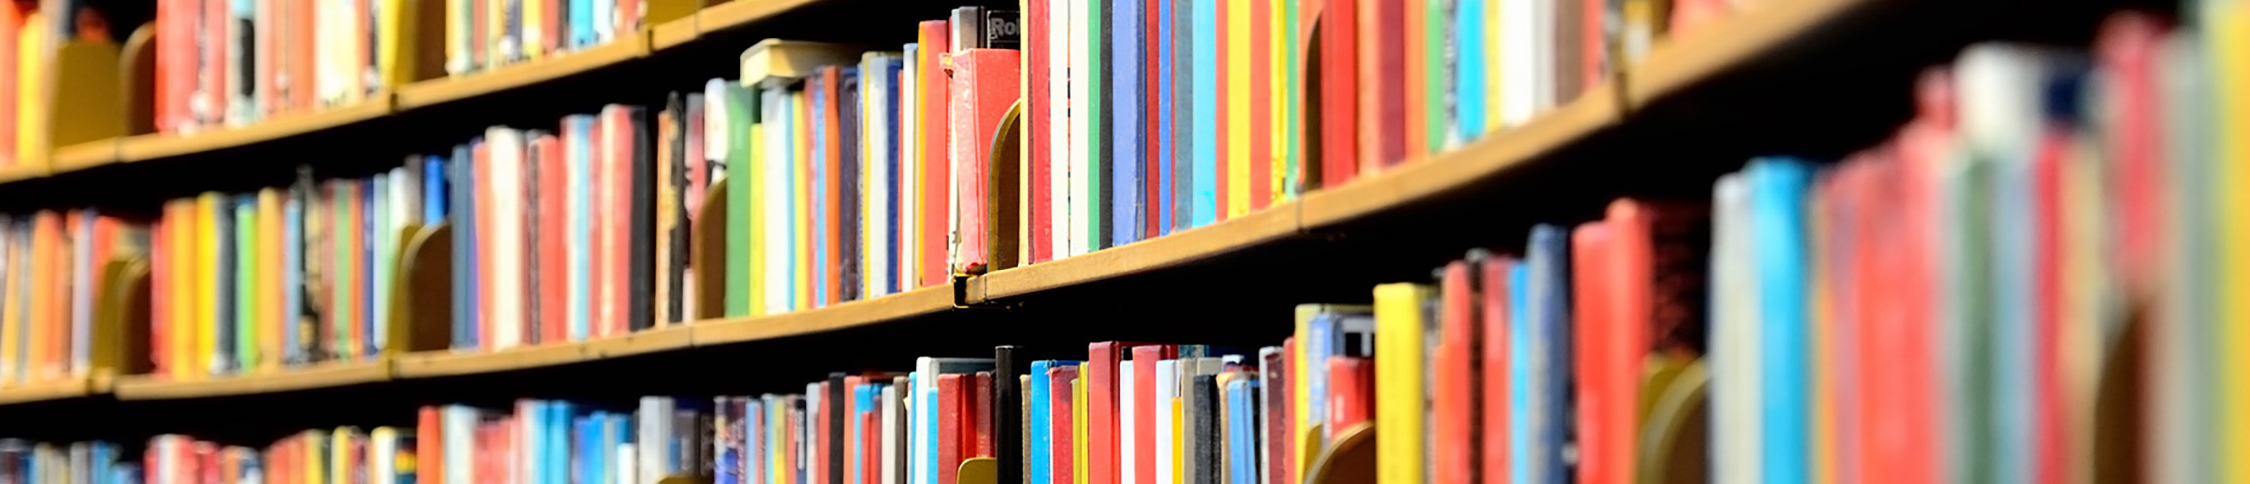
<box><xmin>291</xmin><ymin>0</ymin><xmax>314</xmax><ymax>111</ymax></box>
<box><xmin>917</xmin><ymin>20</ymin><xmax>952</xmax><ymax>287</ymax></box>
<box><xmin>195</xmin><ymin>442</ymin><xmax>219</xmax><ymax>484</ymax></box>
<box><xmin>418</xmin><ymin>406</ymin><xmax>443</xmax><ymax>483</ymax></box>
<box><xmin>475</xmin><ymin>142</ymin><xmax>494</xmax><ymax>352</ymax></box>
<box><xmin>1262</xmin><ymin>344</ymin><xmax>1293</xmax><ymax>484</ymax></box>
<box><xmin>608</xmin><ymin>107</ymin><xmax>638</xmax><ymax>336</ymax></box>
<box><xmin>1325</xmin><ymin>356</ymin><xmax>1373</xmax><ymax>431</ymax></box>
<box><xmin>1086</xmin><ymin>341</ymin><xmax>1150</xmax><ymax>484</ymax></box>
<box><xmin>1130</xmin><ymin>345</ymin><xmax>1174</xmax><ymax>484</ymax></box>
<box><xmin>817</xmin><ymin>381</ymin><xmax>833</xmax><ymax>484</ymax></box>
<box><xmin>1369</xmin><ymin>0</ymin><xmax>1407</xmax><ymax>169</ymax></box>
<box><xmin>1249</xmin><ymin>0</ymin><xmax>1273</xmax><ymax>210</ymax></box>
<box><xmin>1025</xmin><ymin>0</ymin><xmax>1054</xmax><ymax>265</ymax></box>
<box><xmin>1882</xmin><ymin>70</ymin><xmax>1951</xmax><ymax>484</ymax></box>
<box><xmin>816</xmin><ymin>67</ymin><xmax>844</xmax><ymax>305</ymax></box>
<box><xmin>1583</xmin><ymin>0</ymin><xmax>1605</xmax><ymax>90</ymax></box>
<box><xmin>1213</xmin><ymin>0</ymin><xmax>1231</xmax><ymax>222</ymax></box>
<box><xmin>938</xmin><ymin>374</ymin><xmax>967</xmax><ymax>484</ymax></box>
<box><xmin>2032</xmin><ymin>126</ymin><xmax>2070</xmax><ymax>484</ymax></box>
<box><xmin>948</xmin><ymin>49</ymin><xmax>1022</xmax><ymax>275</ymax></box>
<box><xmin>1049</xmin><ymin>366</ymin><xmax>1080</xmax><ymax>484</ymax></box>
<box><xmin>205</xmin><ymin>0</ymin><xmax>228</xmax><ymax>124</ymax></box>
<box><xmin>347</xmin><ymin>181</ymin><xmax>367</xmax><ymax>358</ymax></box>
<box><xmin>543</xmin><ymin>0</ymin><xmax>562</xmax><ymax>55</ymax></box>
<box><xmin>1144</xmin><ymin>0</ymin><xmax>1165</xmax><ymax>238</ymax></box>
<box><xmin>863</xmin><ymin>408</ymin><xmax>881</xmax><ymax>484</ymax></box>
<box><xmin>1319</xmin><ymin>0</ymin><xmax>1358</xmax><ymax>188</ymax></box>
<box><xmin>973</xmin><ymin>371</ymin><xmax>996</xmax><ymax>458</ymax></box>
<box><xmin>150</xmin><ymin>0</ymin><xmax>173</xmax><ymax>132</ymax></box>
<box><xmin>537</xmin><ymin>134</ymin><xmax>567</xmax><ymax>344</ymax></box>
<box><xmin>1570</xmin><ymin>220</ymin><xmax>1618</xmax><ymax>484</ymax></box>
<box><xmin>1479</xmin><ymin>256</ymin><xmax>1514</xmax><ymax>484</ymax></box>
<box><xmin>1435</xmin><ymin>259</ymin><xmax>1476</xmax><ymax>484</ymax></box>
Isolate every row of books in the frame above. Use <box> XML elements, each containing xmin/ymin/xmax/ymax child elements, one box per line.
<box><xmin>442</xmin><ymin>0</ymin><xmax>648</xmax><ymax>77</ymax></box>
<box><xmin>0</xmin><ymin>211</ymin><xmax>150</xmax><ymax>387</ymax></box>
<box><xmin>148</xmin><ymin>426</ymin><xmax>416</xmax><ymax>483</ymax></box>
<box><xmin>1697</xmin><ymin>11</ymin><xmax>2236</xmax><ymax>484</ymax></box>
<box><xmin>0</xmin><ymin>440</ymin><xmax>136</xmax><ymax>484</ymax></box>
<box><xmin>152</xmin><ymin>0</ymin><xmax>400</xmax><ymax>134</ymax></box>
<box><xmin>147</xmin><ymin>161</ymin><xmax>444</xmax><ymax>379</ymax></box>
<box><xmin>0</xmin><ymin>0</ymin><xmax>119</xmax><ymax>167</ymax></box>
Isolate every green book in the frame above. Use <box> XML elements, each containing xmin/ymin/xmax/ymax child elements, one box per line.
<box><xmin>726</xmin><ymin>83</ymin><xmax>761</xmax><ymax>318</ymax></box>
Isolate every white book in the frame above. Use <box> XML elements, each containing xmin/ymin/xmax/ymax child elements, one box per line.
<box><xmin>489</xmin><ymin>127</ymin><xmax>525</xmax><ymax>350</ymax></box>
<box><xmin>863</xmin><ymin>53</ymin><xmax>893</xmax><ymax>299</ymax></box>
<box><xmin>1122</xmin><ymin>362</ymin><xmax>1138</xmax><ymax>484</ymax></box>
<box><xmin>616</xmin><ymin>443</ymin><xmax>638</xmax><ymax>484</ymax></box>
<box><xmin>1067</xmin><ymin>0</ymin><xmax>1092</xmax><ymax>257</ymax></box>
<box><xmin>566</xmin><ymin>115</ymin><xmax>595</xmax><ymax>342</ymax></box>
<box><xmin>1155</xmin><ymin>359</ymin><xmax>1178</xmax><ymax>484</ymax></box>
<box><xmin>640</xmin><ymin>396</ymin><xmax>676</xmax><ymax>484</ymax></box>
<box><xmin>1499</xmin><ymin>0</ymin><xmax>1535</xmax><ymax>127</ymax></box>
<box><xmin>445</xmin><ymin>406</ymin><xmax>478</xmax><ymax>484</ymax></box>
<box><xmin>370</xmin><ymin>174</ymin><xmax>390</xmax><ymax>354</ymax></box>
<box><xmin>900</xmin><ymin>44</ymin><xmax>921</xmax><ymax>293</ymax></box>
<box><xmin>519</xmin><ymin>400</ymin><xmax>541</xmax><ymax>484</ymax></box>
<box><xmin>1709</xmin><ymin>174</ymin><xmax>1759</xmax><ymax>484</ymax></box>
<box><xmin>598</xmin><ymin>106</ymin><xmax>628</xmax><ymax>338</ymax></box>
<box><xmin>1048</xmin><ymin>0</ymin><xmax>1072</xmax><ymax>261</ymax></box>
<box><xmin>706</xmin><ymin>80</ymin><xmax>731</xmax><ymax>171</ymax></box>
<box><xmin>762</xmin><ymin>87</ymin><xmax>795</xmax><ymax>313</ymax></box>
<box><xmin>371</xmin><ymin>427</ymin><xmax>399</xmax><ymax>482</ymax></box>
<box><xmin>883</xmin><ymin>380</ymin><xmax>906</xmax><ymax>484</ymax></box>
<box><xmin>69</xmin><ymin>211</ymin><xmax>91</xmax><ymax>376</ymax></box>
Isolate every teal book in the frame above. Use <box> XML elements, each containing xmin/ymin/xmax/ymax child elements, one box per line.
<box><xmin>1453</xmin><ymin>0</ymin><xmax>1486</xmax><ymax>140</ymax></box>
<box><xmin>1189</xmin><ymin>0</ymin><xmax>1217</xmax><ymax>227</ymax></box>
<box><xmin>567</xmin><ymin>114</ymin><xmax>596</xmax><ymax>341</ymax></box>
<box><xmin>1749</xmin><ymin>158</ymin><xmax>1813</xmax><ymax>484</ymax></box>
<box><xmin>761</xmin><ymin>86</ymin><xmax>796</xmax><ymax>314</ymax></box>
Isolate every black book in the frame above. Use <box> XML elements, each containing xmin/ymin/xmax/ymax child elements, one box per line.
<box><xmin>628</xmin><ymin>106</ymin><xmax>657</xmax><ymax>331</ymax></box>
<box><xmin>839</xmin><ymin>67</ymin><xmax>863</xmax><ymax>302</ymax></box>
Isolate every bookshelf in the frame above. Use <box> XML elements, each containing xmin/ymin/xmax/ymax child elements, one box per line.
<box><xmin>0</xmin><ymin>0</ymin><xmax>1898</xmax><ymax>404</ymax></box>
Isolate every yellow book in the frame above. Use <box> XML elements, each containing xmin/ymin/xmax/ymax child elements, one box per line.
<box><xmin>859</xmin><ymin>57</ymin><xmax>877</xmax><ymax>299</ymax></box>
<box><xmin>258</xmin><ymin>189</ymin><xmax>283</xmax><ymax>372</ymax></box>
<box><xmin>196</xmin><ymin>193</ymin><xmax>219</xmax><ymax>379</ymax></box>
<box><xmin>15</xmin><ymin>14</ymin><xmax>42</xmax><ymax>166</ymax></box>
<box><xmin>1173</xmin><ymin>396</ymin><xmax>1184</xmax><ymax>484</ymax></box>
<box><xmin>1483</xmin><ymin>0</ymin><xmax>1503</xmax><ymax>135</ymax></box>
<box><xmin>1268</xmin><ymin>0</ymin><xmax>1287</xmax><ymax>202</ymax></box>
<box><xmin>377</xmin><ymin>0</ymin><xmax>423</xmax><ymax>88</ymax></box>
<box><xmin>747</xmin><ymin>121</ymin><xmax>766</xmax><ymax>317</ymax></box>
<box><xmin>519</xmin><ymin>0</ymin><xmax>542</xmax><ymax>62</ymax></box>
<box><xmin>1073</xmin><ymin>376</ymin><xmax>1089</xmax><ymax>484</ymax></box>
<box><xmin>302</xmin><ymin>430</ymin><xmax>327</xmax><ymax>484</ymax></box>
<box><xmin>2219</xmin><ymin>2</ymin><xmax>2250</xmax><ymax>482</ymax></box>
<box><xmin>1224</xmin><ymin>0</ymin><xmax>1250</xmax><ymax>219</ymax></box>
<box><xmin>1291</xmin><ymin>304</ymin><xmax>1316</xmax><ymax>476</ymax></box>
<box><xmin>1373</xmin><ymin>283</ymin><xmax>1429</xmax><ymax>484</ymax></box>
<box><xmin>333</xmin><ymin>427</ymin><xmax>360</xmax><ymax>484</ymax></box>
<box><xmin>169</xmin><ymin>200</ymin><xmax>197</xmax><ymax>381</ymax></box>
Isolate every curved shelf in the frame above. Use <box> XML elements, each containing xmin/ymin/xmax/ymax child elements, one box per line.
<box><xmin>0</xmin><ymin>377</ymin><xmax>101</xmax><ymax>405</ymax></box>
<box><xmin>395</xmin><ymin>39</ymin><xmax>652</xmax><ymax>110</ymax></box>
<box><xmin>691</xmin><ymin>285</ymin><xmax>954</xmax><ymax>347</ymax></box>
<box><xmin>49</xmin><ymin>140</ymin><xmax>117</xmax><ymax>173</ymax></box>
<box><xmin>1620</xmin><ymin>0</ymin><xmax>1867</xmax><ymax>109</ymax></box>
<box><xmin>116</xmin><ymin>99</ymin><xmax>395</xmax><ymax>163</ymax></box>
<box><xmin>112</xmin><ymin>360</ymin><xmax>393</xmax><ymax>400</ymax></box>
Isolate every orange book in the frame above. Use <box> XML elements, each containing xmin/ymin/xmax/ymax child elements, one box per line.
<box><xmin>1248</xmin><ymin>0</ymin><xmax>1273</xmax><ymax>211</ymax></box>
<box><xmin>291</xmin><ymin>0</ymin><xmax>315</xmax><ymax>112</ymax></box>
<box><xmin>206</xmin><ymin>0</ymin><xmax>229</xmax><ymax>124</ymax></box>
<box><xmin>1400</xmin><ymin>0</ymin><xmax>1424</xmax><ymax>162</ymax></box>
<box><xmin>27</xmin><ymin>211</ymin><xmax>57</xmax><ymax>381</ymax></box>
<box><xmin>820</xmin><ymin>67</ymin><xmax>844</xmax><ymax>306</ymax></box>
<box><xmin>261</xmin><ymin>190</ymin><xmax>284</xmax><ymax>370</ymax></box>
<box><xmin>538</xmin><ymin>134</ymin><xmax>566</xmax><ymax>343</ymax></box>
<box><xmin>1214</xmin><ymin>0</ymin><xmax>1232</xmax><ymax>221</ymax></box>
<box><xmin>1435</xmin><ymin>258</ymin><xmax>1476</xmax><ymax>484</ymax></box>
<box><xmin>417</xmin><ymin>406</ymin><xmax>443</xmax><ymax>483</ymax></box>
<box><xmin>475</xmin><ymin>142</ymin><xmax>494</xmax><ymax>352</ymax></box>
<box><xmin>1569</xmin><ymin>220</ymin><xmax>1620</xmax><ymax>484</ymax></box>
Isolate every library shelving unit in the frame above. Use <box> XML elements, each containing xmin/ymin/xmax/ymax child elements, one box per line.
<box><xmin>0</xmin><ymin>0</ymin><xmax>2147</xmax><ymax>477</ymax></box>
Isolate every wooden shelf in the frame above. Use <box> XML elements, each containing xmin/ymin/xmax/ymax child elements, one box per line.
<box><xmin>396</xmin><ymin>39</ymin><xmax>652</xmax><ymax>110</ymax></box>
<box><xmin>692</xmin><ymin>285</ymin><xmax>954</xmax><ymax>347</ymax></box>
<box><xmin>0</xmin><ymin>165</ymin><xmax>44</xmax><ymax>184</ymax></box>
<box><xmin>968</xmin><ymin>204</ymin><xmax>1299</xmax><ymax>305</ymax></box>
<box><xmin>652</xmin><ymin>16</ymin><xmax>702</xmax><ymax>51</ymax></box>
<box><xmin>584</xmin><ymin>324</ymin><xmax>696</xmax><ymax>359</ymax></box>
<box><xmin>49</xmin><ymin>139</ymin><xmax>119</xmax><ymax>173</ymax></box>
<box><xmin>112</xmin><ymin>360</ymin><xmax>392</xmax><ymax>400</ymax></box>
<box><xmin>393</xmin><ymin>343</ymin><xmax>595</xmax><ymax>379</ymax></box>
<box><xmin>691</xmin><ymin>0</ymin><xmax>824</xmax><ymax>40</ymax></box>
<box><xmin>113</xmin><ymin>99</ymin><xmax>395</xmax><ymax>163</ymax></box>
<box><xmin>1298</xmin><ymin>88</ymin><xmax>1621</xmax><ymax>229</ymax></box>
<box><xmin>0</xmin><ymin>377</ymin><xmax>99</xmax><ymax>405</ymax></box>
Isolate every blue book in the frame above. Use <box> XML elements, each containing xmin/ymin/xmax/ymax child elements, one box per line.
<box><xmin>1112</xmin><ymin>0</ymin><xmax>1145</xmax><ymax>247</ymax></box>
<box><xmin>425</xmin><ymin>156</ymin><xmax>448</xmax><ymax>224</ymax></box>
<box><xmin>213</xmin><ymin>194</ymin><xmax>236</xmax><ymax>374</ymax></box>
<box><xmin>1226</xmin><ymin>379</ymin><xmax>1257</xmax><ymax>484</ymax></box>
<box><xmin>554</xmin><ymin>402</ymin><xmax>575</xmax><ymax>484</ymax></box>
<box><xmin>569</xmin><ymin>0</ymin><xmax>593</xmax><ymax>48</ymax></box>
<box><xmin>112</xmin><ymin>464</ymin><xmax>142</xmax><ymax>484</ymax></box>
<box><xmin>1454</xmin><ymin>0</ymin><xmax>1486</xmax><ymax>139</ymax></box>
<box><xmin>451</xmin><ymin>143</ymin><xmax>478</xmax><ymax>351</ymax></box>
<box><xmin>575</xmin><ymin>414</ymin><xmax>598</xmax><ymax>484</ymax></box>
<box><xmin>1027</xmin><ymin>361</ymin><xmax>1060</xmax><ymax>484</ymax></box>
<box><xmin>1154</xmin><ymin>0</ymin><xmax>1174</xmax><ymax>237</ymax></box>
<box><xmin>567</xmin><ymin>115</ymin><xmax>595</xmax><ymax>341</ymax></box>
<box><xmin>284</xmin><ymin>178</ymin><xmax>306</xmax><ymax>365</ymax></box>
<box><xmin>1508</xmin><ymin>261</ymin><xmax>1532</xmax><ymax>484</ymax></box>
<box><xmin>603</xmin><ymin>411</ymin><xmax>632</xmax><ymax>478</ymax></box>
<box><xmin>878</xmin><ymin>58</ymin><xmax>902</xmax><ymax>296</ymax></box>
<box><xmin>853</xmin><ymin>384</ymin><xmax>877</xmax><ymax>484</ymax></box>
<box><xmin>1747</xmin><ymin>159</ymin><xmax>1812</xmax><ymax>484</ymax></box>
<box><xmin>1525</xmin><ymin>223</ymin><xmax>1573</xmax><ymax>484</ymax></box>
<box><xmin>1189</xmin><ymin>0</ymin><xmax>1218</xmax><ymax>228</ymax></box>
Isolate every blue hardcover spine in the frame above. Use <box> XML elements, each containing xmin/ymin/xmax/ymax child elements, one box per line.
<box><xmin>283</xmin><ymin>189</ymin><xmax>303</xmax><ymax>365</ymax></box>
<box><xmin>1189</xmin><ymin>0</ymin><xmax>1218</xmax><ymax>228</ymax></box>
<box><xmin>568</xmin><ymin>0</ymin><xmax>592</xmax><ymax>48</ymax></box>
<box><xmin>1507</xmin><ymin>261</ymin><xmax>1531</xmax><ymax>484</ymax></box>
<box><xmin>1453</xmin><ymin>0</ymin><xmax>1485</xmax><ymax>140</ymax></box>
<box><xmin>1112</xmin><ymin>0</ymin><xmax>1145</xmax><ymax>247</ymax></box>
<box><xmin>1526</xmin><ymin>223</ymin><xmax>1573</xmax><ymax>484</ymax></box>
<box><xmin>425</xmin><ymin>156</ymin><xmax>448</xmax><ymax>224</ymax></box>
<box><xmin>1029</xmin><ymin>361</ymin><xmax>1057</xmax><ymax>484</ymax></box>
<box><xmin>881</xmin><ymin>59</ymin><xmax>903</xmax><ymax>296</ymax></box>
<box><xmin>809</xmin><ymin>80</ymin><xmax>830</xmax><ymax>306</ymax></box>
<box><xmin>1749</xmin><ymin>159</ymin><xmax>1812</xmax><ymax>484</ymax></box>
<box><xmin>451</xmin><ymin>144</ymin><xmax>478</xmax><ymax>351</ymax></box>
<box><xmin>1227</xmin><ymin>379</ymin><xmax>1256</xmax><ymax>484</ymax></box>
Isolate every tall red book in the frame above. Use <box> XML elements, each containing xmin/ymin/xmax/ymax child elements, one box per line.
<box><xmin>418</xmin><ymin>406</ymin><xmax>443</xmax><ymax>483</ymax></box>
<box><xmin>1358</xmin><ymin>0</ymin><xmax>1405</xmax><ymax>171</ymax></box>
<box><xmin>1570</xmin><ymin>220</ymin><xmax>1620</xmax><ymax>484</ymax></box>
<box><xmin>938</xmin><ymin>374</ymin><xmax>967</xmax><ymax>484</ymax></box>
<box><xmin>1131</xmin><ymin>345</ymin><xmax>1175</xmax><ymax>484</ymax></box>
<box><xmin>973</xmin><ymin>372</ymin><xmax>996</xmax><ymax>457</ymax></box>
<box><xmin>916</xmin><ymin>20</ymin><xmax>951</xmax><ymax>287</ymax></box>
<box><xmin>1319</xmin><ymin>0</ymin><xmax>1358</xmax><ymax>188</ymax></box>
<box><xmin>1087</xmin><ymin>342</ymin><xmax>1129</xmax><ymax>484</ymax></box>
<box><xmin>1213</xmin><ymin>0</ymin><xmax>1231</xmax><ymax>221</ymax></box>
<box><xmin>1025</xmin><ymin>0</ymin><xmax>1054</xmax><ymax>264</ymax></box>
<box><xmin>537</xmin><ymin>134</ymin><xmax>567</xmax><ymax>343</ymax></box>
<box><xmin>1435</xmin><ymin>259</ymin><xmax>1477</xmax><ymax>484</ymax></box>
<box><xmin>1325</xmin><ymin>356</ymin><xmax>1373</xmax><ymax>432</ymax></box>
<box><xmin>1049</xmin><ymin>365</ymin><xmax>1080</xmax><ymax>484</ymax></box>
<box><xmin>1480</xmin><ymin>256</ymin><xmax>1514</xmax><ymax>484</ymax></box>
<box><xmin>1143</xmin><ymin>0</ymin><xmax>1164</xmax><ymax>238</ymax></box>
<box><xmin>948</xmin><ymin>49</ymin><xmax>1021</xmax><ymax>275</ymax></box>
